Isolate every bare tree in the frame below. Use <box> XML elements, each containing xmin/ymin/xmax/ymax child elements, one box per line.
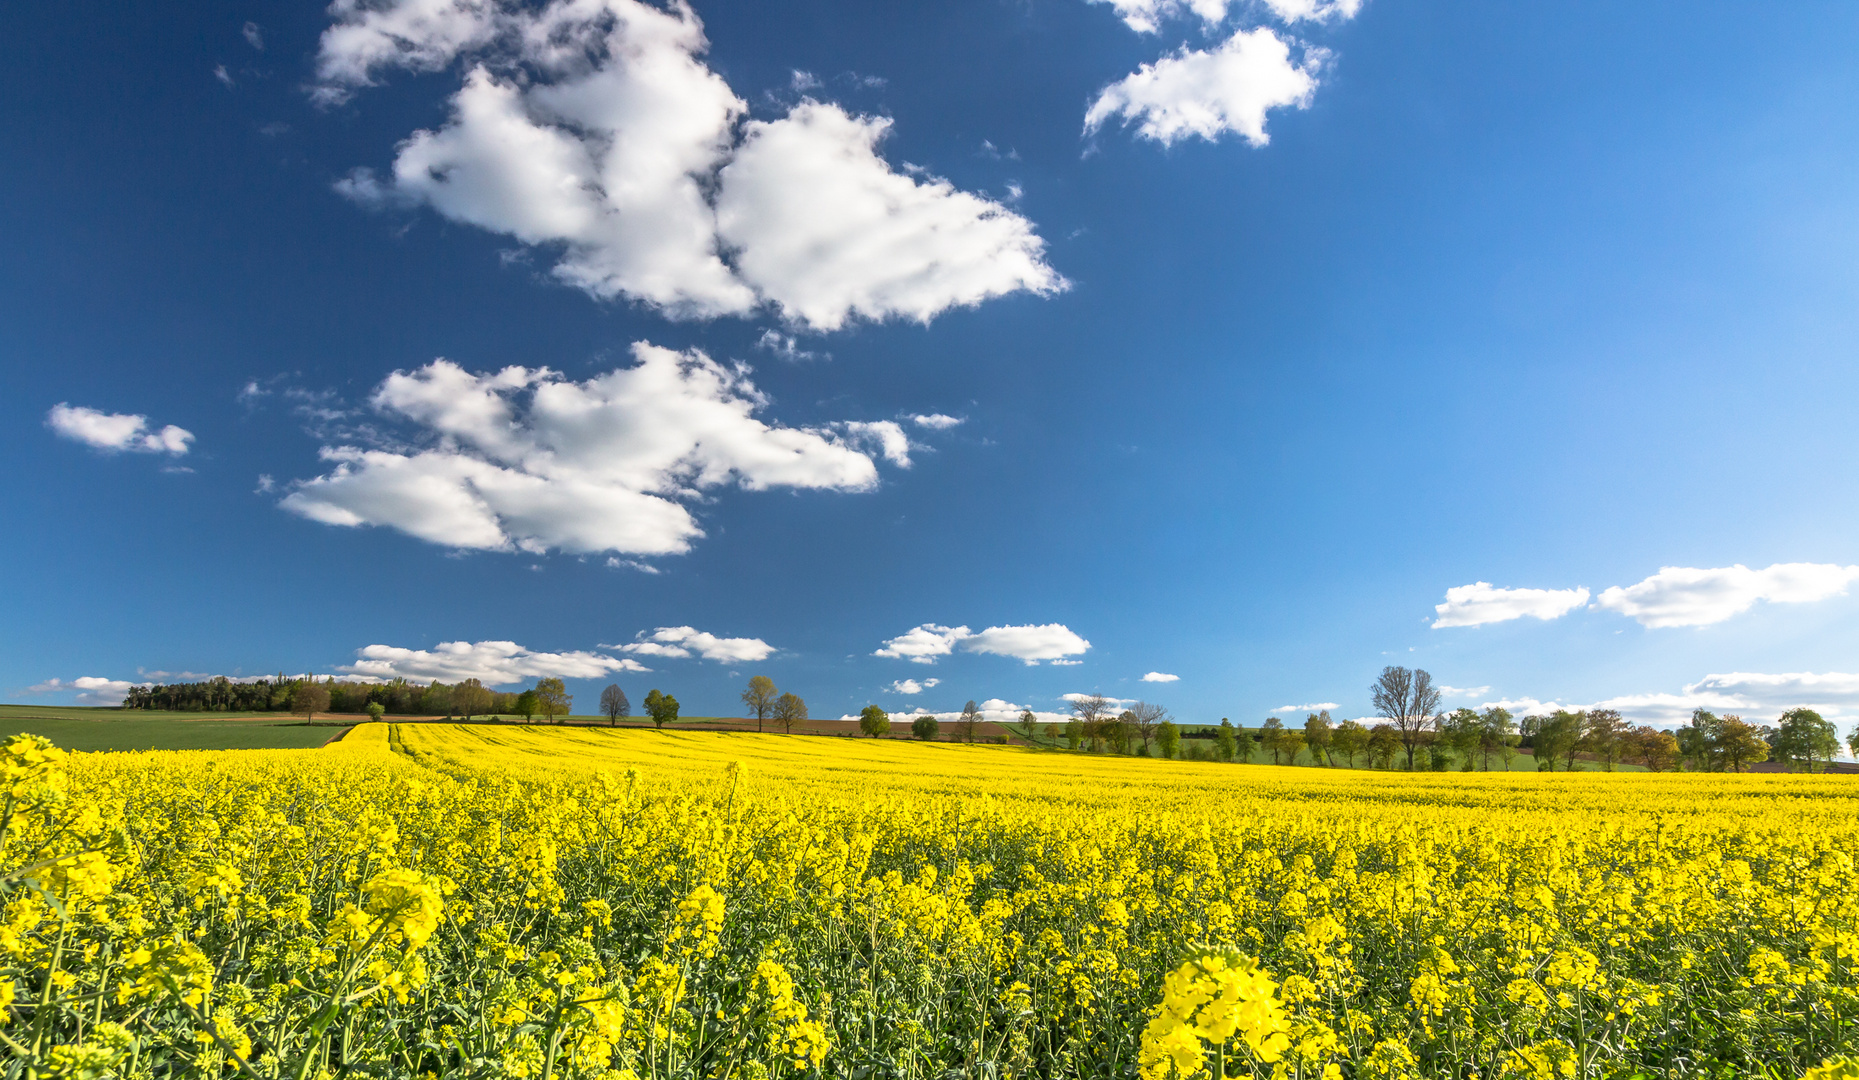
<box><xmin>599</xmin><ymin>684</ymin><xmax>630</xmax><ymax>726</ymax></box>
<box><xmin>742</xmin><ymin>676</ymin><xmax>778</xmax><ymax>733</ymax></box>
<box><xmin>1070</xmin><ymin>694</ymin><xmax>1111</xmax><ymax>749</ymax></box>
<box><xmin>1128</xmin><ymin>701</ymin><xmax>1170</xmax><ymax>753</ymax></box>
<box><xmin>1370</xmin><ymin>666</ymin><xmax>1441</xmax><ymax>770</ymax></box>
<box><xmin>956</xmin><ymin>700</ymin><xmax>983</xmax><ymax>742</ymax></box>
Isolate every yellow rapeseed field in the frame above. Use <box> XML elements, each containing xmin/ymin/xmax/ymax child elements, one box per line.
<box><xmin>4</xmin><ymin>722</ymin><xmax>1858</xmax><ymax>1079</ymax></box>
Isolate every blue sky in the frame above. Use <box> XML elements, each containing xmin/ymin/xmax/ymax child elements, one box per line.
<box><xmin>8</xmin><ymin>0</ymin><xmax>1859</xmax><ymax>729</ymax></box>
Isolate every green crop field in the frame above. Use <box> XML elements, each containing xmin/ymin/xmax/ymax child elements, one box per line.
<box><xmin>0</xmin><ymin>705</ymin><xmax>345</xmax><ymax>752</ymax></box>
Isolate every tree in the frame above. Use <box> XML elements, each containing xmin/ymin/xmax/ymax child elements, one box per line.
<box><xmin>858</xmin><ymin>704</ymin><xmax>891</xmax><ymax>738</ymax></box>
<box><xmin>742</xmin><ymin>676</ymin><xmax>778</xmax><ymax>733</ymax></box>
<box><xmin>1628</xmin><ymin>725</ymin><xmax>1679</xmax><ymax>772</ymax></box>
<box><xmin>1480</xmin><ymin>708</ymin><xmax>1517</xmax><ymax>771</ymax></box>
<box><xmin>1371</xmin><ymin>666</ymin><xmax>1442</xmax><ymax>770</ymax></box>
<box><xmin>1717</xmin><ymin>715</ymin><xmax>1769</xmax><ymax>772</ymax></box>
<box><xmin>1332</xmin><ymin>720</ymin><xmax>1369</xmax><ymax>768</ymax></box>
<box><xmin>1437</xmin><ymin>709</ymin><xmax>1481</xmax><ymax>771</ymax></box>
<box><xmin>1105</xmin><ymin>713</ymin><xmax>1132</xmax><ymax>755</ymax></box>
<box><xmin>1260</xmin><ymin>716</ymin><xmax>1288</xmax><ymax>764</ymax></box>
<box><xmin>454</xmin><ymin>678</ymin><xmax>492</xmax><ymax>721</ymax></box>
<box><xmin>1128</xmin><ymin>702</ymin><xmax>1169</xmax><ymax>754</ymax></box>
<box><xmin>600</xmin><ymin>684</ymin><xmax>630</xmax><ymax>726</ymax></box>
<box><xmin>774</xmin><ymin>692</ymin><xmax>807</xmax><ymax>734</ymax></box>
<box><xmin>1303</xmin><ymin>711</ymin><xmax>1335</xmax><ymax>766</ymax></box>
<box><xmin>366</xmin><ymin>701</ymin><xmax>386</xmax><ymax>722</ymax></box>
<box><xmin>913</xmin><ymin>714</ymin><xmax>940</xmax><ymax>741</ymax></box>
<box><xmin>957</xmin><ymin>700</ymin><xmax>983</xmax><ymax>743</ymax></box>
<box><xmin>1214</xmin><ymin>719</ymin><xmax>1238</xmax><ymax>762</ymax></box>
<box><xmin>1156</xmin><ymin>720</ymin><xmax>1181</xmax><ymax>759</ymax></box>
<box><xmin>1281</xmin><ymin>731</ymin><xmax>1307</xmax><ymax>764</ymax></box>
<box><xmin>1585</xmin><ymin>709</ymin><xmax>1627</xmax><ymax>771</ymax></box>
<box><xmin>293</xmin><ymin>680</ymin><xmax>330</xmax><ymax>721</ymax></box>
<box><xmin>1014</xmin><ymin>709</ymin><xmax>1041</xmax><ymax>745</ymax></box>
<box><xmin>1529</xmin><ymin>711</ymin><xmax>1586</xmax><ymax>771</ymax></box>
<box><xmin>1367</xmin><ymin>723</ymin><xmax>1400</xmax><ymax>769</ymax></box>
<box><xmin>535</xmin><ymin>678</ymin><xmax>571</xmax><ymax>724</ymax></box>
<box><xmin>643</xmin><ymin>689</ymin><xmax>680</xmax><ymax>729</ymax></box>
<box><xmin>1773</xmin><ymin>708</ymin><xmax>1839</xmax><ymax>772</ymax></box>
<box><xmin>1676</xmin><ymin>709</ymin><xmax>1725</xmax><ymax>770</ymax></box>
<box><xmin>1064</xmin><ymin>719</ymin><xmax>1083</xmax><ymax>750</ymax></box>
<box><xmin>1070</xmin><ymin>694</ymin><xmax>1111</xmax><ymax>751</ymax></box>
<box><xmin>514</xmin><ymin>690</ymin><xmax>539</xmax><ymax>722</ymax></box>
<box><xmin>1848</xmin><ymin>725</ymin><xmax>1859</xmax><ymax>763</ymax></box>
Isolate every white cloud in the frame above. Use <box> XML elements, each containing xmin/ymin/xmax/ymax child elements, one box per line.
<box><xmin>1085</xmin><ymin>27</ymin><xmax>1323</xmax><ymax>147</ymax></box>
<box><xmin>318</xmin><ymin>0</ymin><xmax>1059</xmax><ymax>329</ymax></box>
<box><xmin>1432</xmin><ymin>582</ymin><xmax>1591</xmax><ymax>629</ymax></box>
<box><xmin>1258</xmin><ymin>0</ymin><xmax>1363</xmax><ymax>23</ymax></box>
<box><xmin>886</xmin><ymin>677</ymin><xmax>940</xmax><ymax>695</ymax></box>
<box><xmin>281</xmin><ymin>346</ymin><xmax>900</xmax><ymax>556</ymax></box>
<box><xmin>341</xmin><ymin>639</ymin><xmax>645</xmax><ymax>685</ymax></box>
<box><xmin>47</xmin><ymin>404</ymin><xmax>194</xmax><ymax>455</ymax></box>
<box><xmin>1270</xmin><ymin>701</ymin><xmax>1339</xmax><ymax>713</ymax></box>
<box><xmin>615</xmin><ymin>626</ymin><xmax>774</xmax><ymax>664</ymax></box>
<box><xmin>1141</xmin><ymin>671</ymin><xmax>1179</xmax><ymax>683</ymax></box>
<box><xmin>1090</xmin><ymin>0</ymin><xmax>1229</xmax><ymax>34</ymax></box>
<box><xmin>874</xmin><ymin>623</ymin><xmax>972</xmax><ymax>664</ymax></box>
<box><xmin>1061</xmin><ymin>692</ymin><xmax>1138</xmax><ymax>708</ymax></box>
<box><xmin>964</xmin><ymin>624</ymin><xmax>1092</xmax><ymax>665</ymax></box>
<box><xmin>715</xmin><ymin>100</ymin><xmax>1063</xmax><ymax>330</ymax></box>
<box><xmin>838</xmin><ymin>420</ymin><xmax>912</xmax><ymax>467</ymax></box>
<box><xmin>756</xmin><ymin>330</ymin><xmax>825</xmax><ymax>363</ymax></box>
<box><xmin>910</xmin><ymin>413</ymin><xmax>962</xmax><ymax>430</ymax></box>
<box><xmin>27</xmin><ymin>677</ymin><xmax>140</xmax><ymax>706</ymax></box>
<box><xmin>1438</xmin><ymin>685</ymin><xmax>1491</xmax><ymax>698</ymax></box>
<box><xmin>1090</xmin><ymin>0</ymin><xmax>1360</xmax><ymax>35</ymax></box>
<box><xmin>1594</xmin><ymin>563</ymin><xmax>1859</xmax><ymax>628</ymax></box>
<box><xmin>874</xmin><ymin>622</ymin><xmax>1091</xmax><ymax>666</ymax></box>
<box><xmin>243</xmin><ymin>21</ymin><xmax>265</xmax><ymax>49</ymax></box>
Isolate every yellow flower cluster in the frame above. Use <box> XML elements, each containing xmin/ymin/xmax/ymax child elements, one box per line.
<box><xmin>1139</xmin><ymin>950</ymin><xmax>1290</xmax><ymax>1078</ymax></box>
<box><xmin>0</xmin><ymin>721</ymin><xmax>1852</xmax><ymax>1079</ymax></box>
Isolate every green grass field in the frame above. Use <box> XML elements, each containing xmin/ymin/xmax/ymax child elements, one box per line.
<box><xmin>0</xmin><ymin>705</ymin><xmax>344</xmax><ymax>752</ymax></box>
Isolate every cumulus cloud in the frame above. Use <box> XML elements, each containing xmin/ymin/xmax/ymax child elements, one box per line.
<box><xmin>47</xmin><ymin>404</ymin><xmax>194</xmax><ymax>455</ymax></box>
<box><xmin>873</xmin><ymin>622</ymin><xmax>1091</xmax><ymax>665</ymax></box>
<box><xmin>963</xmin><ymin>624</ymin><xmax>1092</xmax><ymax>665</ymax></box>
<box><xmin>318</xmin><ymin>0</ymin><xmax>1060</xmax><ymax>329</ymax></box>
<box><xmin>615</xmin><ymin>626</ymin><xmax>774</xmax><ymax>663</ymax></box>
<box><xmin>910</xmin><ymin>413</ymin><xmax>962</xmax><ymax>430</ymax></box>
<box><xmin>27</xmin><ymin>677</ymin><xmax>140</xmax><ymax>706</ymax></box>
<box><xmin>837</xmin><ymin>420</ymin><xmax>912</xmax><ymax>467</ymax></box>
<box><xmin>1594</xmin><ymin>563</ymin><xmax>1859</xmax><ymax>628</ymax></box>
<box><xmin>1432</xmin><ymin>582</ymin><xmax>1591</xmax><ymax>629</ymax></box>
<box><xmin>281</xmin><ymin>346</ymin><xmax>903</xmax><ymax>556</ymax></box>
<box><xmin>1141</xmin><ymin>671</ymin><xmax>1179</xmax><ymax>683</ymax></box>
<box><xmin>862</xmin><ymin>698</ymin><xmax>1069</xmax><ymax>725</ymax></box>
<box><xmin>1270</xmin><ymin>701</ymin><xmax>1339</xmax><ymax>713</ymax></box>
<box><xmin>874</xmin><ymin>624</ymin><xmax>971</xmax><ymax>664</ymax></box>
<box><xmin>1085</xmin><ymin>27</ymin><xmax>1324</xmax><ymax>146</ymax></box>
<box><xmin>886</xmin><ymin>677</ymin><xmax>940</xmax><ymax>695</ymax></box>
<box><xmin>1438</xmin><ymin>685</ymin><xmax>1491</xmax><ymax>698</ymax></box>
<box><xmin>340</xmin><ymin>639</ymin><xmax>645</xmax><ymax>685</ymax></box>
